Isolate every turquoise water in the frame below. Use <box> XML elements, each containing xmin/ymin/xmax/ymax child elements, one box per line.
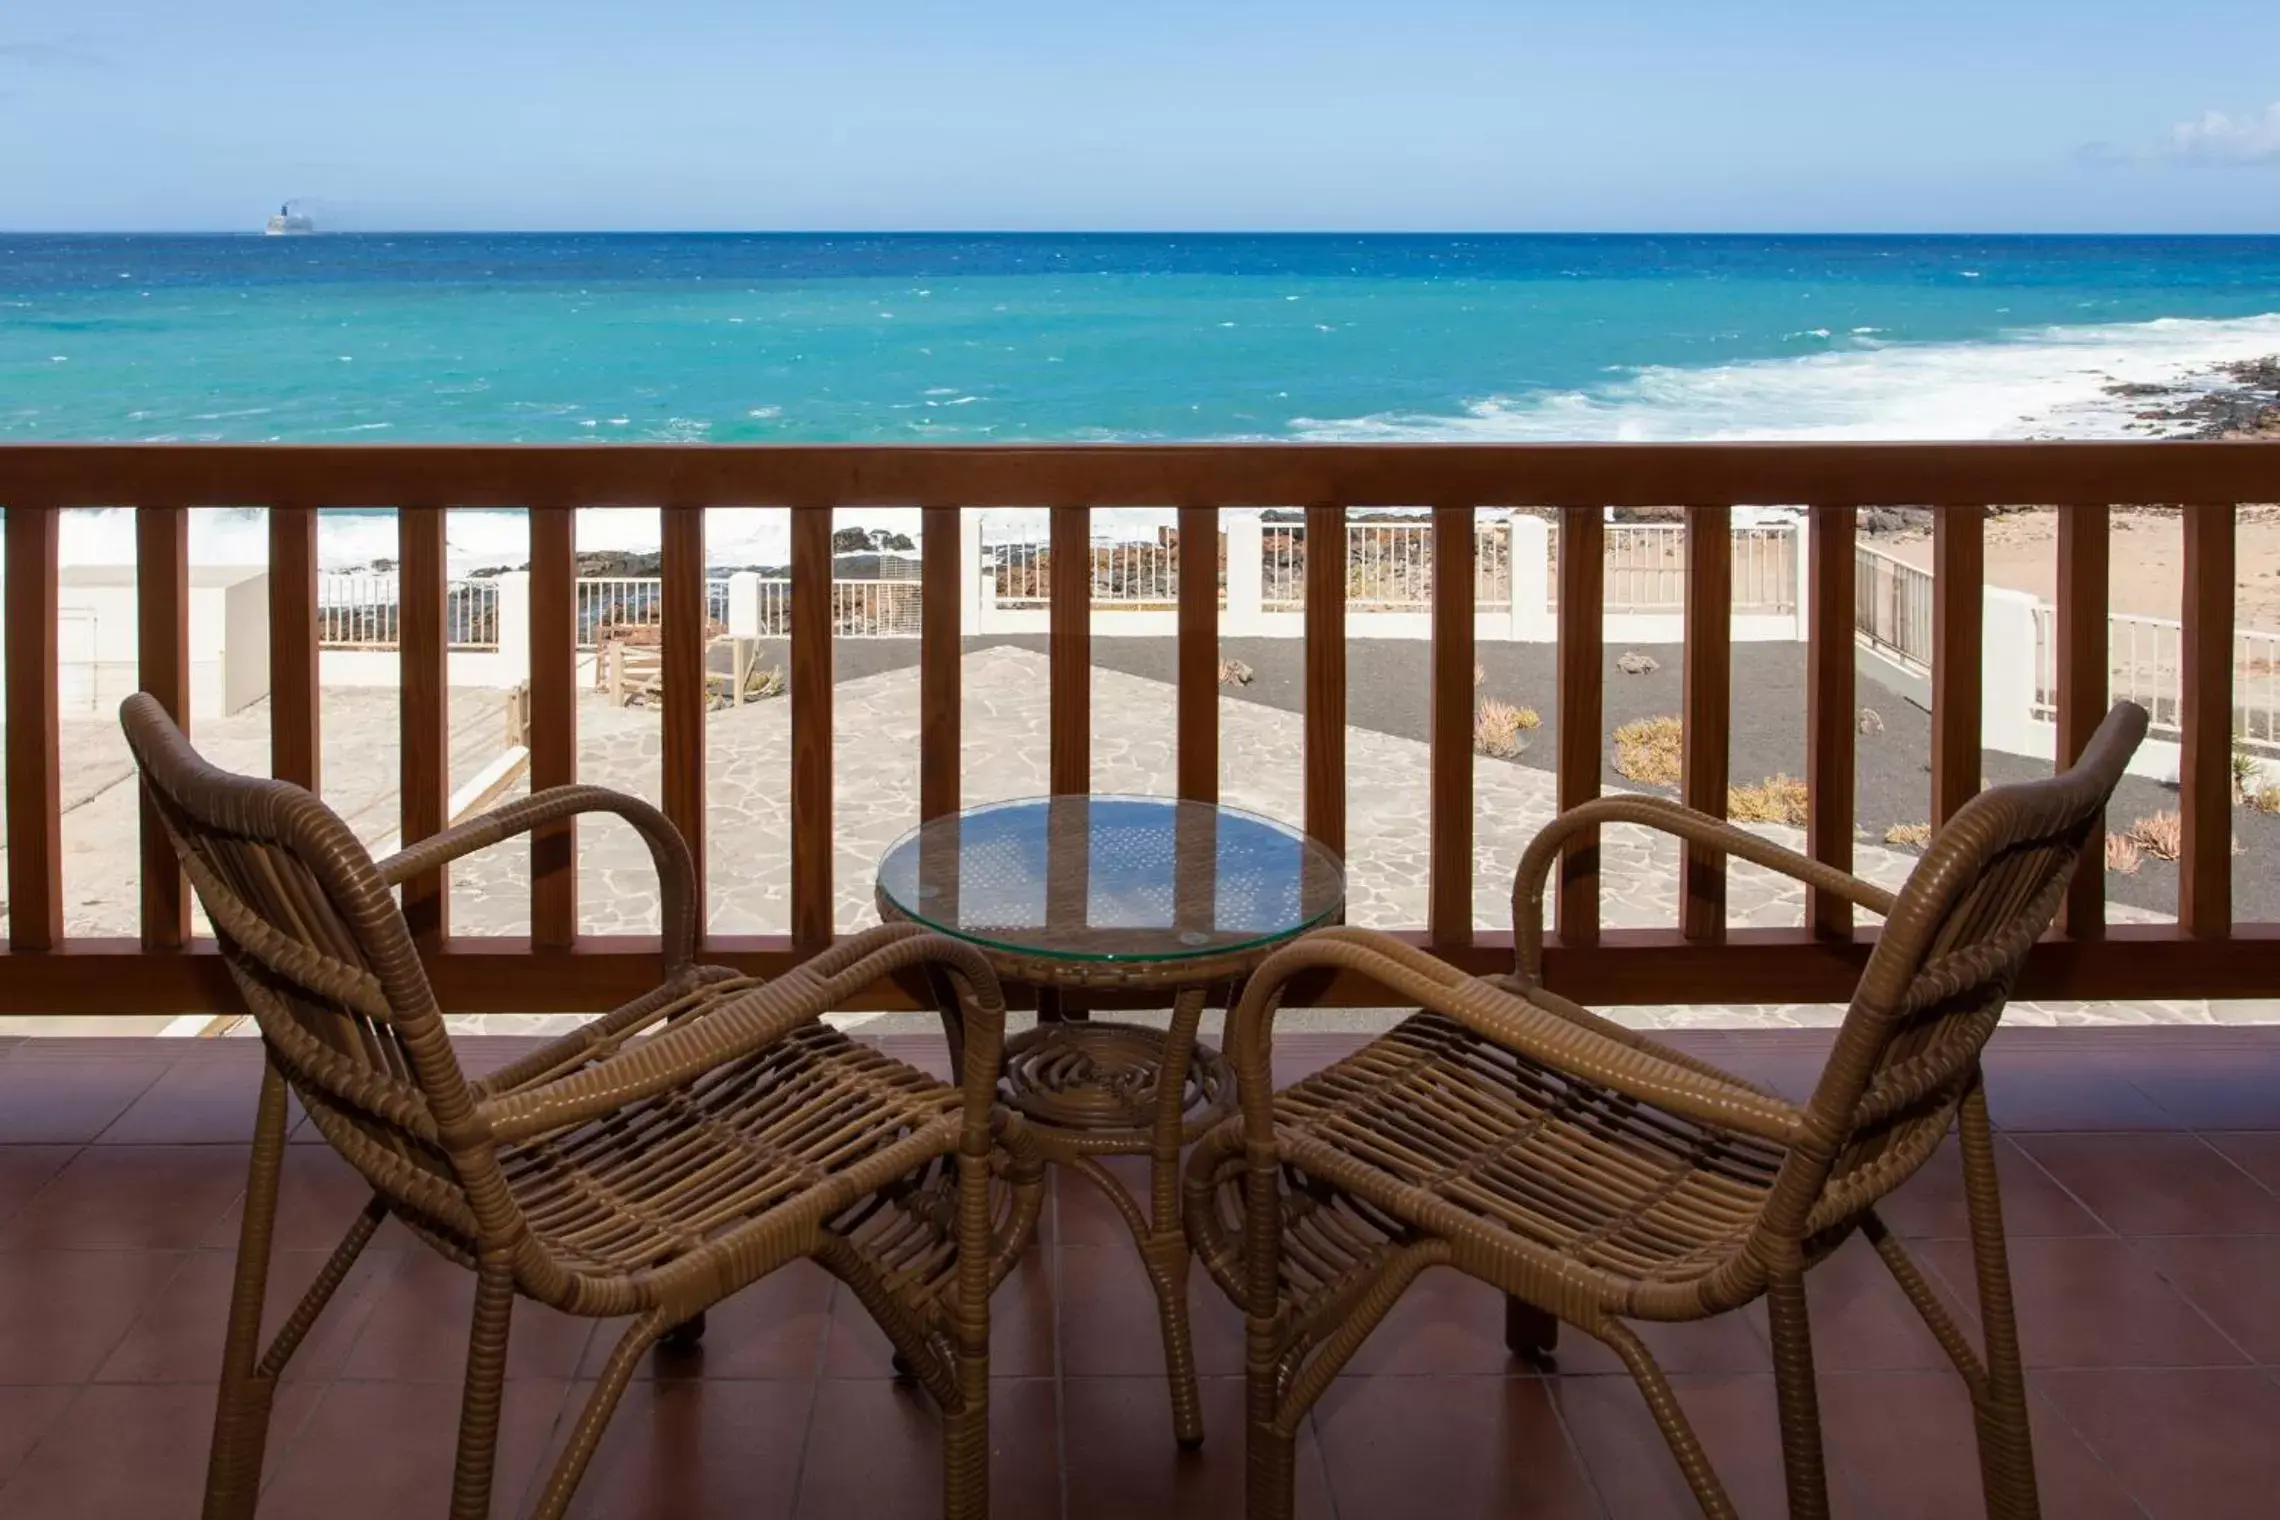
<box><xmin>6</xmin><ymin>233</ymin><xmax>2280</xmax><ymax>447</ymax></box>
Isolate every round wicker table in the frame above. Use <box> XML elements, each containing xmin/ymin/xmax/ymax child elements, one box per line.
<box><xmin>875</xmin><ymin>794</ymin><xmax>1344</xmax><ymax>1448</ymax></box>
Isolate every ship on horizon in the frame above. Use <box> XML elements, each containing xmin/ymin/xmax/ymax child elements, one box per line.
<box><xmin>264</xmin><ymin>201</ymin><xmax>314</xmax><ymax>236</ymax></box>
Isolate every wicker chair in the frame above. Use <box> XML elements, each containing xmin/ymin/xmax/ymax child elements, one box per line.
<box><xmin>119</xmin><ymin>695</ymin><xmax>1044</xmax><ymax>1520</ymax></box>
<box><xmin>1186</xmin><ymin>701</ymin><xmax>2147</xmax><ymax>1520</ymax></box>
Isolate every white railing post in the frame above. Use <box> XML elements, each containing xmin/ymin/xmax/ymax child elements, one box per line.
<box><xmin>1790</xmin><ymin>513</ymin><xmax>1812</xmax><ymax>642</ymax></box>
<box><xmin>1983</xmin><ymin>586</ymin><xmax>2043</xmax><ymax>758</ymax></box>
<box><xmin>728</xmin><ymin>570</ymin><xmax>764</xmax><ymax>639</ymax></box>
<box><xmin>1509</xmin><ymin>511</ymin><xmax>1552</xmax><ymax>642</ymax></box>
<box><xmin>491</xmin><ymin>572</ymin><xmax>531</xmax><ymax>684</ymax></box>
<box><xmin>1225</xmin><ymin>515</ymin><xmax>1265</xmax><ymax>634</ymax></box>
<box><xmin>960</xmin><ymin>510</ymin><xmax>984</xmax><ymax>628</ymax></box>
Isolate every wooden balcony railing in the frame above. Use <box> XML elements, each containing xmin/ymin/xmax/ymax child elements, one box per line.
<box><xmin>4</xmin><ymin>442</ymin><xmax>2279</xmax><ymax>1017</ymax></box>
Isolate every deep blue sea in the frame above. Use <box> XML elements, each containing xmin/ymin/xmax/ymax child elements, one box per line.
<box><xmin>5</xmin><ymin>232</ymin><xmax>2277</xmax><ymax>566</ymax></box>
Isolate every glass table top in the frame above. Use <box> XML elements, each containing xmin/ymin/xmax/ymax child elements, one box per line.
<box><xmin>874</xmin><ymin>795</ymin><xmax>1345</xmax><ymax>963</ymax></box>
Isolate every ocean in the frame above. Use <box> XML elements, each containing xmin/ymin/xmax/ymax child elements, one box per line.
<box><xmin>5</xmin><ymin>232</ymin><xmax>2278</xmax><ymax>571</ymax></box>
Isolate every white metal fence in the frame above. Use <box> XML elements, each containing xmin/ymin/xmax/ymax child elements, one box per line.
<box><xmin>2028</xmin><ymin>608</ymin><xmax>2280</xmax><ymax>753</ymax></box>
<box><xmin>1854</xmin><ymin>544</ymin><xmax>1934</xmax><ymax>673</ymax></box>
<box><xmin>1539</xmin><ymin>522</ymin><xmax>1798</xmax><ymax>614</ymax></box>
<box><xmin>317</xmin><ymin>574</ymin><xmax>501</xmax><ymax>651</ymax></box>
<box><xmin>1259</xmin><ymin>520</ymin><xmax>1514</xmax><ymax>610</ymax></box>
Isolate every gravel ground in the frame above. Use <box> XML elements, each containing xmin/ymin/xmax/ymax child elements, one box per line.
<box><xmin>751</xmin><ymin>634</ymin><xmax>2280</xmax><ymax>923</ymax></box>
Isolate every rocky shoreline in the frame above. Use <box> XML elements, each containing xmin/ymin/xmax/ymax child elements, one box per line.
<box><xmin>2110</xmin><ymin>355</ymin><xmax>2280</xmax><ymax>441</ymax></box>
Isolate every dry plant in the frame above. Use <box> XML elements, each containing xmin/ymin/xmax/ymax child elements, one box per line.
<box><xmin>1612</xmin><ymin>715</ymin><xmax>1682</xmax><ymax>785</ymax></box>
<box><xmin>2127</xmin><ymin>811</ymin><xmax>2183</xmax><ymax>861</ymax></box>
<box><xmin>2253</xmin><ymin>783</ymin><xmax>2280</xmax><ymax>815</ymax></box>
<box><xmin>1727</xmin><ymin>774</ymin><xmax>1808</xmax><ymax>826</ymax></box>
<box><xmin>748</xmin><ymin>664</ymin><xmax>786</xmax><ymax>700</ymax></box>
<box><xmin>1883</xmin><ymin>822</ymin><xmax>1933</xmax><ymax>848</ymax></box>
<box><xmin>2233</xmin><ymin>749</ymin><xmax>2261</xmax><ymax>802</ymax></box>
<box><xmin>2104</xmin><ymin>832</ymin><xmax>2143</xmax><ymax>875</ymax></box>
<box><xmin>1474</xmin><ymin>699</ymin><xmax>1535</xmax><ymax>759</ymax></box>
<box><xmin>1217</xmin><ymin>658</ymin><xmax>1255</xmax><ymax>686</ymax></box>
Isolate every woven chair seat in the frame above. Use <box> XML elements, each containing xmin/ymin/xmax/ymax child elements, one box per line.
<box><xmin>501</xmin><ymin>1021</ymin><xmax>970</xmax><ymax>1282</ymax></box>
<box><xmin>1193</xmin><ymin>1011</ymin><xmax>1787</xmax><ymax>1315</ymax></box>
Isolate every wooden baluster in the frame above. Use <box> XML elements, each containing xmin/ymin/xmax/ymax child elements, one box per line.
<box><xmin>1050</xmin><ymin>504</ymin><xmax>1091</xmax><ymax>795</ymax></box>
<box><xmin>1304</xmin><ymin>504</ymin><xmax>1347</xmax><ymax>867</ymax></box>
<box><xmin>1681</xmin><ymin>504</ymin><xmax>1732</xmax><ymax>942</ymax></box>
<box><xmin>1556</xmin><ymin>506</ymin><xmax>1603</xmax><ymax>949</ymax></box>
<box><xmin>1931</xmin><ymin>505</ymin><xmax>1985</xmax><ymax>826</ymax></box>
<box><xmin>1430</xmin><ymin>503</ymin><xmax>1475</xmax><ymax>950</ymax></box>
<box><xmin>661</xmin><ymin>506</ymin><xmax>708</xmax><ymax>942</ymax></box>
<box><xmin>529</xmin><ymin>503</ymin><xmax>577</xmax><ymax>948</ymax></box>
<box><xmin>268</xmin><ymin>504</ymin><xmax>321</xmax><ymax>792</ymax></box>
<box><xmin>4</xmin><ymin>502</ymin><xmax>61</xmax><ymax>952</ymax></box>
<box><xmin>1176</xmin><ymin>505</ymin><xmax>1218</xmax><ymax>804</ymax></box>
<box><xmin>137</xmin><ymin>503</ymin><xmax>191</xmax><ymax>949</ymax></box>
<box><xmin>2056</xmin><ymin>504</ymin><xmax>2110</xmax><ymax>939</ymax></box>
<box><xmin>1806</xmin><ymin>504</ymin><xmax>1857</xmax><ymax>939</ymax></box>
<box><xmin>920</xmin><ymin>504</ymin><xmax>962</xmax><ymax>821</ymax></box>
<box><xmin>2181</xmin><ymin>501</ymin><xmax>2234</xmax><ymax>937</ymax></box>
<box><xmin>789</xmin><ymin>507</ymin><xmax>834</xmax><ymax>954</ymax></box>
<box><xmin>399</xmin><ymin>504</ymin><xmax>449</xmax><ymax>946</ymax></box>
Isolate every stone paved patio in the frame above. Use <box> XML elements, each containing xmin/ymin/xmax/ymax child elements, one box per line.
<box><xmin>0</xmin><ymin>646</ymin><xmax>2241</xmax><ymax>1037</ymax></box>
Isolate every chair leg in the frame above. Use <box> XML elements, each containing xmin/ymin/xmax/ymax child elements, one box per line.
<box><xmin>1765</xmin><ymin>1270</ymin><xmax>1832</xmax><ymax>1520</ymax></box>
<box><xmin>448</xmin><ymin>1257</ymin><xmax>517</xmax><ymax>1520</ymax></box>
<box><xmin>1960</xmin><ymin>1079</ymin><xmax>2042</xmax><ymax>1520</ymax></box>
<box><xmin>1244</xmin><ymin>1419</ymin><xmax>1298</xmax><ymax>1520</ymax></box>
<box><xmin>525</xmin><ymin>1314</ymin><xmax>663</xmax><ymax>1520</ymax></box>
<box><xmin>1504</xmin><ymin>1295</ymin><xmax>1559</xmax><ymax>1363</ymax></box>
<box><xmin>1597</xmin><ymin>1319</ymin><xmax>1741</xmax><ymax>1520</ymax></box>
<box><xmin>658</xmin><ymin>1310</ymin><xmax>706</xmax><ymax>1352</ymax></box>
<box><xmin>202</xmin><ymin>1061</ymin><xmax>292</xmax><ymax>1520</ymax></box>
<box><xmin>1149</xmin><ymin>987</ymin><xmax>1211</xmax><ymax>1449</ymax></box>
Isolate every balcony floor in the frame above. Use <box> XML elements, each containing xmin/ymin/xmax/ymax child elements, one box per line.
<box><xmin>1</xmin><ymin>1026</ymin><xmax>2276</xmax><ymax>1518</ymax></box>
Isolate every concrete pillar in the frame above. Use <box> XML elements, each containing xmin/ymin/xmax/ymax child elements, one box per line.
<box><xmin>727</xmin><ymin>570</ymin><xmax>764</xmax><ymax>639</ymax></box>
<box><xmin>1508</xmin><ymin>512</ymin><xmax>1553</xmax><ymax>643</ymax></box>
<box><xmin>1790</xmin><ymin>512</ymin><xmax>1812</xmax><ymax>643</ymax></box>
<box><xmin>1225</xmin><ymin>515</ymin><xmax>1265</xmax><ymax>634</ymax></box>
<box><xmin>492</xmin><ymin>571</ymin><xmax>531</xmax><ymax>686</ymax></box>
<box><xmin>1982</xmin><ymin>587</ymin><xmax>2043</xmax><ymax>758</ymax></box>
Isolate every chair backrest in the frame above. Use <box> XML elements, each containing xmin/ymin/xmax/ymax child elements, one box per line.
<box><xmin>120</xmin><ymin>693</ymin><xmax>512</xmax><ymax>1256</ymax></box>
<box><xmin>1758</xmin><ymin>701</ymin><xmax>2148</xmax><ymax>1253</ymax></box>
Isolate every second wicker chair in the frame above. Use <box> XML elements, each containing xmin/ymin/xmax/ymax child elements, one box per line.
<box><xmin>1186</xmin><ymin>701</ymin><xmax>2147</xmax><ymax>1520</ymax></box>
<box><xmin>121</xmin><ymin>694</ymin><xmax>1044</xmax><ymax>1520</ymax></box>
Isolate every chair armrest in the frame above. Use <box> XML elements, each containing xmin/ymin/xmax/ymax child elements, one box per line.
<box><xmin>480</xmin><ymin>924</ymin><xmax>1014</xmax><ymax>1148</ymax></box>
<box><xmin>1511</xmin><ymin>795</ymin><xmax>1898</xmax><ymax>982</ymax></box>
<box><xmin>1227</xmin><ymin>926</ymin><xmax>1802</xmax><ymax>1149</ymax></box>
<box><xmin>372</xmin><ymin>785</ymin><xmax>698</xmax><ymax>973</ymax></box>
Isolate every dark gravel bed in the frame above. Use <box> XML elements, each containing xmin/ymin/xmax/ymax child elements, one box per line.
<box><xmin>762</xmin><ymin>633</ymin><xmax>2280</xmax><ymax>923</ymax></box>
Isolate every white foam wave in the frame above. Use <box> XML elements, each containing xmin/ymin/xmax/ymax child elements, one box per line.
<box><xmin>1289</xmin><ymin>311</ymin><xmax>2280</xmax><ymax>444</ymax></box>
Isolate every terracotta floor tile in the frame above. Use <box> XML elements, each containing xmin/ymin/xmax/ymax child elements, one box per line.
<box><xmin>0</xmin><ymin>1387</ymin><xmax>76</xmax><ymax>1490</ymax></box>
<box><xmin>2017</xmin><ymin>1133</ymin><xmax>2280</xmax><ymax>1235</ymax></box>
<box><xmin>794</xmin><ymin>1378</ymin><xmax>1059</xmax><ymax>1520</ymax></box>
<box><xmin>1053</xmin><ymin>1155</ymin><xmax>1151</xmax><ymax>1249</ymax></box>
<box><xmin>95</xmin><ymin>1245</ymin><xmax>398</xmax><ymax>1385</ymax></box>
<box><xmin>1545</xmin><ymin>1311</ymin><xmax>1773</xmax><ymax>1378</ymax></box>
<box><xmin>0</xmin><ymin>1060</ymin><xmax>170</xmax><ymax>1144</ymax></box>
<box><xmin>1313</xmin><ymin>1374</ymin><xmax>1604</xmax><ymax>1518</ymax></box>
<box><xmin>0</xmin><ymin>1147</ymin><xmax>76</xmax><ymax>1233</ymax></box>
<box><xmin>95</xmin><ymin>1056</ymin><xmax>266</xmax><ymax>1145</ymax></box>
<box><xmin>573</xmin><ymin>1259</ymin><xmax>831</xmax><ymax>1384</ymax></box>
<box><xmin>1057</xmin><ymin>1241</ymin><xmax>1245</xmax><ymax>1380</ymax></box>
<box><xmin>202</xmin><ymin>1140</ymin><xmax>378</xmax><ymax>1251</ymax></box>
<box><xmin>0</xmin><ymin>1249</ymin><xmax>189</xmax><ymax>1383</ymax></box>
<box><xmin>1875</xmin><ymin>1133</ymin><xmax>2109</xmax><ymax>1239</ymax></box>
<box><xmin>0</xmin><ymin>1379</ymin><xmax>319</xmax><ymax>1520</ymax></box>
<box><xmin>2129</xmin><ymin>1236</ymin><xmax>2280</xmax><ymax>1363</ymax></box>
<box><xmin>1978</xmin><ymin>1061</ymin><xmax>2182</xmax><ymax>1132</ymax></box>
<box><xmin>2201</xmin><ymin>1131</ymin><xmax>2280</xmax><ymax>1193</ymax></box>
<box><xmin>822</xmin><ymin>1240</ymin><xmax>1056</xmax><ymax>1380</ymax></box>
<box><xmin>1061</xmin><ymin>1376</ymin><xmax>1334</xmax><ymax>1520</ymax></box>
<box><xmin>263</xmin><ymin>1376</ymin><xmax>569</xmax><ymax>1520</ymax></box>
<box><xmin>1338</xmin><ymin>1265</ymin><xmax>1520</xmax><ymax>1377</ymax></box>
<box><xmin>1916</xmin><ymin>1235</ymin><xmax>2250</xmax><ymax>1368</ymax></box>
<box><xmin>2122</xmin><ymin>1070</ymin><xmax>2280</xmax><ymax>1131</ymax></box>
<box><xmin>542</xmin><ymin>1378</ymin><xmax>811</xmax><ymax>1520</ymax></box>
<box><xmin>1552</xmin><ymin>1371</ymin><xmax>1841</xmax><ymax>1518</ymax></box>
<box><xmin>0</xmin><ymin>1145</ymin><xmax>250</xmax><ymax>1251</ymax></box>
<box><xmin>1815</xmin><ymin>1371</ymin><xmax>2142</xmax><ymax>1520</ymax></box>
<box><xmin>2038</xmin><ymin>1367</ymin><xmax>2280</xmax><ymax>1520</ymax></box>
<box><xmin>339</xmin><ymin>1247</ymin><xmax>598</xmax><ymax>1382</ymax></box>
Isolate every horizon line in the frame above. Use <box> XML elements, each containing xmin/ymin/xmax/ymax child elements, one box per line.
<box><xmin>8</xmin><ymin>227</ymin><xmax>2280</xmax><ymax>239</ymax></box>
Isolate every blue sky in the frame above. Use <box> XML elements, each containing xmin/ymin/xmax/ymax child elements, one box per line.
<box><xmin>2</xmin><ymin>0</ymin><xmax>2276</xmax><ymax>232</ymax></box>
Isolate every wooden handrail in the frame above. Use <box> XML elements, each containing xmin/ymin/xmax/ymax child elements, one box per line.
<box><xmin>3</xmin><ymin>441</ymin><xmax>2279</xmax><ymax>1017</ymax></box>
